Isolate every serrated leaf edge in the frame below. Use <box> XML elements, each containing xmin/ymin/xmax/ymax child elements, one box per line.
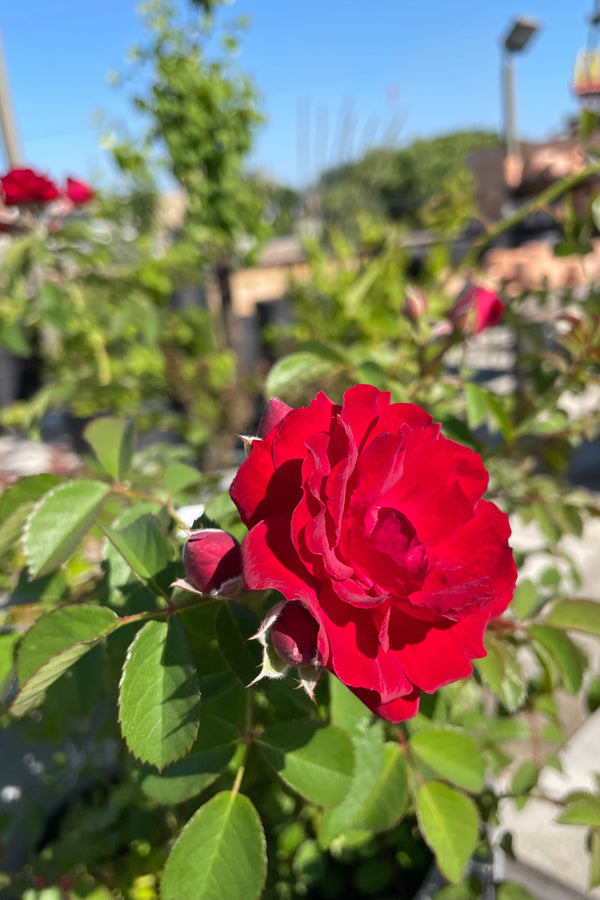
<box><xmin>10</xmin><ymin>604</ymin><xmax>121</xmax><ymax>718</ymax></box>
<box><xmin>118</xmin><ymin>619</ymin><xmax>200</xmax><ymax>772</ymax></box>
<box><xmin>161</xmin><ymin>791</ymin><xmax>267</xmax><ymax>900</ymax></box>
<box><xmin>258</xmin><ymin>723</ymin><xmax>356</xmax><ymax>808</ymax></box>
<box><xmin>22</xmin><ymin>479</ymin><xmax>110</xmax><ymax>579</ymax></box>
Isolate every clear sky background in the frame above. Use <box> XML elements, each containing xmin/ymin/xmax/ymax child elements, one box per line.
<box><xmin>1</xmin><ymin>0</ymin><xmax>597</xmax><ymax>189</ymax></box>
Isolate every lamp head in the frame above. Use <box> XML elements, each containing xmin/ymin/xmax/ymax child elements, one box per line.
<box><xmin>503</xmin><ymin>17</ymin><xmax>539</xmax><ymax>53</ymax></box>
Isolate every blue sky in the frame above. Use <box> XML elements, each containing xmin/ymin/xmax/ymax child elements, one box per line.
<box><xmin>1</xmin><ymin>0</ymin><xmax>596</xmax><ymax>189</ymax></box>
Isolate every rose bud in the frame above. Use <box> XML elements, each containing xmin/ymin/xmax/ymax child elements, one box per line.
<box><xmin>450</xmin><ymin>285</ymin><xmax>504</xmax><ymax>335</ymax></box>
<box><xmin>404</xmin><ymin>285</ymin><xmax>428</xmax><ymax>320</ymax></box>
<box><xmin>65</xmin><ymin>177</ymin><xmax>95</xmax><ymax>206</ymax></box>
<box><xmin>271</xmin><ymin>602</ymin><xmax>319</xmax><ymax>667</ymax></box>
<box><xmin>182</xmin><ymin>528</ymin><xmax>242</xmax><ymax>594</ymax></box>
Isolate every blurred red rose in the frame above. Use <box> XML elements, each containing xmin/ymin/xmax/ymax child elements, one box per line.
<box><xmin>65</xmin><ymin>177</ymin><xmax>95</xmax><ymax>205</ymax></box>
<box><xmin>451</xmin><ymin>285</ymin><xmax>504</xmax><ymax>335</ymax></box>
<box><xmin>231</xmin><ymin>385</ymin><xmax>516</xmax><ymax>722</ymax></box>
<box><xmin>0</xmin><ymin>168</ymin><xmax>59</xmax><ymax>205</ymax></box>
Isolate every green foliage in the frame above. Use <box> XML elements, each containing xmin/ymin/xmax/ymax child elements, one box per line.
<box><xmin>108</xmin><ymin>0</ymin><xmax>264</xmax><ymax>257</ymax></box>
<box><xmin>319</xmin><ymin>131</ymin><xmax>500</xmax><ymax>238</ymax></box>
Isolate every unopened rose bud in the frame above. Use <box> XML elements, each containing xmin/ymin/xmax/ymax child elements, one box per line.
<box><xmin>271</xmin><ymin>601</ymin><xmax>319</xmax><ymax>667</ymax></box>
<box><xmin>450</xmin><ymin>285</ymin><xmax>504</xmax><ymax>335</ymax></box>
<box><xmin>182</xmin><ymin>528</ymin><xmax>242</xmax><ymax>594</ymax></box>
<box><xmin>65</xmin><ymin>176</ymin><xmax>95</xmax><ymax>206</ymax></box>
<box><xmin>404</xmin><ymin>285</ymin><xmax>428</xmax><ymax>320</ymax></box>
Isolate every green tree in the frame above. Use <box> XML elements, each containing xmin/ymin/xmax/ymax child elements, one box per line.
<box><xmin>109</xmin><ymin>0</ymin><xmax>265</xmax><ymax>261</ymax></box>
<box><xmin>320</xmin><ymin>131</ymin><xmax>500</xmax><ymax>238</ymax></box>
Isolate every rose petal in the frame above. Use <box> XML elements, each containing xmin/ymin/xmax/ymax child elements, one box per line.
<box><xmin>231</xmin><ymin>443</ymin><xmax>302</xmax><ymax>529</ymax></box>
<box><xmin>390</xmin><ymin>607</ymin><xmax>489</xmax><ymax>693</ymax></box>
<box><xmin>351</xmin><ymin>685</ymin><xmax>421</xmax><ymax>722</ymax></box>
<box><xmin>318</xmin><ymin>589</ymin><xmax>414</xmax><ymax>702</ymax></box>
<box><xmin>272</xmin><ymin>391</ymin><xmax>337</xmax><ymax>468</ymax></box>
<box><xmin>258</xmin><ymin>397</ymin><xmax>293</xmax><ymax>439</ymax></box>
<box><xmin>242</xmin><ymin>516</ymin><xmax>319</xmax><ymax>606</ymax></box>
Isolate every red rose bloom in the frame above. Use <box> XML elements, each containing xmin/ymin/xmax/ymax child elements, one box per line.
<box><xmin>451</xmin><ymin>285</ymin><xmax>504</xmax><ymax>335</ymax></box>
<box><xmin>0</xmin><ymin>168</ymin><xmax>59</xmax><ymax>205</ymax></box>
<box><xmin>65</xmin><ymin>177</ymin><xmax>95</xmax><ymax>206</ymax></box>
<box><xmin>230</xmin><ymin>385</ymin><xmax>516</xmax><ymax>722</ymax></box>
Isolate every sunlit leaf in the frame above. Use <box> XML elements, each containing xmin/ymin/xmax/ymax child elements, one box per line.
<box><xmin>417</xmin><ymin>781</ymin><xmax>479</xmax><ymax>883</ymax></box>
<box><xmin>119</xmin><ymin>618</ymin><xmax>200</xmax><ymax>769</ymax></box>
<box><xmin>162</xmin><ymin>792</ymin><xmax>266</xmax><ymax>900</ymax></box>
<box><xmin>24</xmin><ymin>480</ymin><xmax>110</xmax><ymax>578</ymax></box>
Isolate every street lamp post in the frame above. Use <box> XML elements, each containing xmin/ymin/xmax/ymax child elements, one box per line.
<box><xmin>0</xmin><ymin>25</ymin><xmax>21</xmax><ymax>169</ymax></box>
<box><xmin>502</xmin><ymin>17</ymin><xmax>540</xmax><ymax>162</ymax></box>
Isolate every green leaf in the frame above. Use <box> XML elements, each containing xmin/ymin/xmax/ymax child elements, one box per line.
<box><xmin>101</xmin><ymin>513</ymin><xmax>174</xmax><ymax>598</ymax></box>
<box><xmin>265</xmin><ymin>352</ymin><xmax>340</xmax><ymax>398</ymax></box>
<box><xmin>557</xmin><ymin>796</ymin><xmax>600</xmax><ymax>827</ymax></box>
<box><xmin>164</xmin><ymin>462</ymin><xmax>202</xmax><ymax>494</ymax></box>
<box><xmin>464</xmin><ymin>383</ymin><xmax>487</xmax><ymax>429</ymax></box>
<box><xmin>530</xmin><ymin>625</ymin><xmax>583</xmax><ymax>694</ymax></box>
<box><xmin>587</xmin><ymin>673</ymin><xmax>600</xmax><ymax>714</ymax></box>
<box><xmin>119</xmin><ymin>618</ymin><xmax>200</xmax><ymax>769</ymax></box>
<box><xmin>547</xmin><ymin>600</ymin><xmax>600</xmax><ymax>638</ymax></box>
<box><xmin>0</xmin><ymin>318</ymin><xmax>29</xmax><ymax>356</ymax></box>
<box><xmin>329</xmin><ymin>674</ymin><xmax>371</xmax><ymax>731</ymax></box>
<box><xmin>590</xmin><ymin>828</ymin><xmax>600</xmax><ymax>889</ymax></box>
<box><xmin>357</xmin><ymin>742</ymin><xmax>408</xmax><ymax>832</ymax></box>
<box><xmin>496</xmin><ymin>882</ymin><xmax>538</xmax><ymax>900</ymax></box>
<box><xmin>84</xmin><ymin>417</ymin><xmax>135</xmax><ymax>482</ymax></box>
<box><xmin>475</xmin><ymin>635</ymin><xmax>504</xmax><ymax>692</ymax></box>
<box><xmin>533</xmin><ymin>503</ymin><xmax>560</xmax><ymax>544</ymax></box>
<box><xmin>344</xmin><ymin>259</ymin><xmax>383</xmax><ymax>315</ymax></box>
<box><xmin>10</xmin><ymin>605</ymin><xmax>120</xmax><ymax>717</ymax></box>
<box><xmin>0</xmin><ymin>474</ymin><xmax>62</xmax><ymax>558</ymax></box>
<box><xmin>0</xmin><ymin>631</ymin><xmax>19</xmax><ymax>686</ymax></box>
<box><xmin>10</xmin><ymin>568</ymin><xmax>68</xmax><ymax>606</ymax></box>
<box><xmin>23</xmin><ymin>480</ymin><xmax>110</xmax><ymax>578</ymax></box>
<box><xmin>138</xmin><ymin>716</ymin><xmax>238</xmax><ymax>804</ymax></box>
<box><xmin>103</xmin><ymin>503</ymin><xmax>164</xmax><ymax>590</ymax></box>
<box><xmin>435</xmin><ymin>877</ymin><xmax>482</xmax><ymax>899</ymax></box>
<box><xmin>511</xmin><ymin>760</ymin><xmax>538</xmax><ymax>796</ymax></box>
<box><xmin>411</xmin><ymin>727</ymin><xmax>485</xmax><ymax>793</ymax></box>
<box><xmin>259</xmin><ymin>720</ymin><xmax>354</xmax><ymax>807</ymax></box>
<box><xmin>476</xmin><ymin>637</ymin><xmax>526</xmax><ymax>712</ymax></box>
<box><xmin>485</xmin><ymin>392</ymin><xmax>514</xmax><ymax>444</ymax></box>
<box><xmin>498</xmin><ymin>644</ymin><xmax>526</xmax><ymax>712</ymax></box>
<box><xmin>512</xmin><ymin>580</ymin><xmax>538</xmax><ymax>620</ymax></box>
<box><xmin>318</xmin><ymin>718</ymin><xmax>385</xmax><ymax>846</ymax></box>
<box><xmin>416</xmin><ymin>781</ymin><xmax>479</xmax><ymax>883</ymax></box>
<box><xmin>216</xmin><ymin>602</ymin><xmax>261</xmax><ymax>685</ymax></box>
<box><xmin>161</xmin><ymin>792</ymin><xmax>266</xmax><ymax>900</ymax></box>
